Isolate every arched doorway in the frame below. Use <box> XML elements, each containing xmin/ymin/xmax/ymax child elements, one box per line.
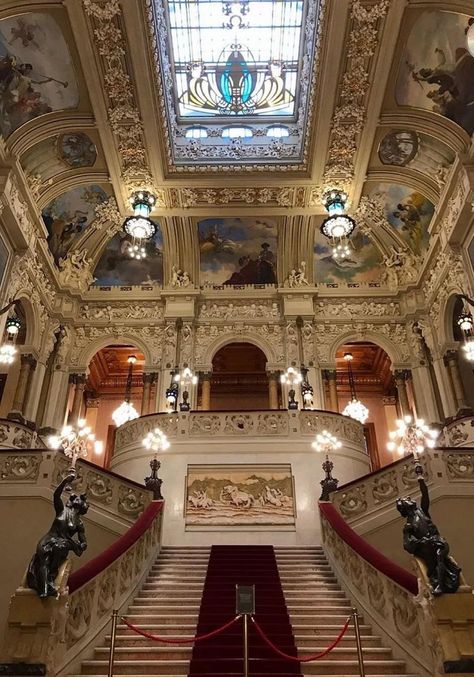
<box><xmin>81</xmin><ymin>344</ymin><xmax>147</xmax><ymax>466</ymax></box>
<box><xmin>451</xmin><ymin>296</ymin><xmax>474</xmax><ymax>412</ymax></box>
<box><xmin>335</xmin><ymin>341</ymin><xmax>400</xmax><ymax>469</ymax></box>
<box><xmin>207</xmin><ymin>342</ymin><xmax>270</xmax><ymax>410</ymax></box>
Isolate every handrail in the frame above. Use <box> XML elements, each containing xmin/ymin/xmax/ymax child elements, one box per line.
<box><xmin>335</xmin><ymin>446</ymin><xmax>474</xmax><ymax>492</ymax></box>
<box><xmin>69</xmin><ymin>500</ymin><xmax>163</xmax><ymax>593</ymax></box>
<box><xmin>319</xmin><ymin>501</ymin><xmax>417</xmax><ymax>595</ymax></box>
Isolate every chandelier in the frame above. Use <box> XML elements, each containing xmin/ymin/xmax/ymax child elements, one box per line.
<box><xmin>312</xmin><ymin>429</ymin><xmax>342</xmax><ymax>455</ymax></box>
<box><xmin>281</xmin><ymin>365</ymin><xmax>303</xmax><ymax>410</ymax></box>
<box><xmin>48</xmin><ymin>419</ymin><xmax>103</xmax><ymax>468</ymax></box>
<box><xmin>176</xmin><ymin>366</ymin><xmax>198</xmax><ymax>412</ymax></box>
<box><xmin>112</xmin><ymin>355</ymin><xmax>140</xmax><ymax>427</ymax></box>
<box><xmin>143</xmin><ymin>427</ymin><xmax>170</xmax><ymax>452</ymax></box>
<box><xmin>457</xmin><ymin>303</ymin><xmax>474</xmax><ymax>362</ymax></box>
<box><xmin>321</xmin><ymin>190</ymin><xmax>356</xmax><ymax>261</ymax></box>
<box><xmin>341</xmin><ymin>352</ymin><xmax>369</xmax><ymax>424</ymax></box>
<box><xmin>0</xmin><ymin>316</ymin><xmax>21</xmax><ymax>365</ymax></box>
<box><xmin>387</xmin><ymin>415</ymin><xmax>438</xmax><ymax>460</ymax></box>
<box><xmin>123</xmin><ymin>191</ymin><xmax>157</xmax><ymax>260</ymax></box>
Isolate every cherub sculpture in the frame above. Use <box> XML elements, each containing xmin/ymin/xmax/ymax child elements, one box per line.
<box><xmin>27</xmin><ymin>471</ymin><xmax>88</xmax><ymax>598</ymax></box>
<box><xmin>396</xmin><ymin>468</ymin><xmax>460</xmax><ymax>596</ymax></box>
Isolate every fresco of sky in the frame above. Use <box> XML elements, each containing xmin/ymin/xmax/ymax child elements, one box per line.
<box><xmin>42</xmin><ymin>184</ymin><xmax>108</xmax><ymax>263</ymax></box>
<box><xmin>368</xmin><ymin>183</ymin><xmax>434</xmax><ymax>255</ymax></box>
<box><xmin>396</xmin><ymin>10</ymin><xmax>474</xmax><ymax>135</ymax></box>
<box><xmin>0</xmin><ymin>12</ymin><xmax>79</xmax><ymax>137</ymax></box>
<box><xmin>314</xmin><ymin>229</ymin><xmax>382</xmax><ymax>285</ymax></box>
<box><xmin>93</xmin><ymin>230</ymin><xmax>164</xmax><ymax>287</ymax></box>
<box><xmin>199</xmin><ymin>217</ymin><xmax>278</xmax><ymax>286</ymax></box>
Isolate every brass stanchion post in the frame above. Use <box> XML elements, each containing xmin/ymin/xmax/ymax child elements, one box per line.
<box><xmin>108</xmin><ymin>609</ymin><xmax>119</xmax><ymax>677</ymax></box>
<box><xmin>352</xmin><ymin>607</ymin><xmax>365</xmax><ymax>677</ymax></box>
<box><xmin>243</xmin><ymin>614</ymin><xmax>249</xmax><ymax>677</ymax></box>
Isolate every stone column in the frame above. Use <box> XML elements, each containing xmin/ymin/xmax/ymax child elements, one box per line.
<box><xmin>432</xmin><ymin>356</ymin><xmax>457</xmax><ymax>419</ymax></box>
<box><xmin>383</xmin><ymin>396</ymin><xmax>398</xmax><ymax>437</ymax></box>
<box><xmin>23</xmin><ymin>361</ymin><xmax>47</xmax><ymax>424</ymax></box>
<box><xmin>70</xmin><ymin>373</ymin><xmax>86</xmax><ymax>425</ymax></box>
<box><xmin>394</xmin><ymin>369</ymin><xmax>412</xmax><ymax>418</ymax></box>
<box><xmin>141</xmin><ymin>373</ymin><xmax>156</xmax><ymax>416</ymax></box>
<box><xmin>309</xmin><ymin>366</ymin><xmax>325</xmax><ymax>410</ymax></box>
<box><xmin>85</xmin><ymin>397</ymin><xmax>100</xmax><ymax>446</ymax></box>
<box><xmin>201</xmin><ymin>372</ymin><xmax>211</xmax><ymax>410</ymax></box>
<box><xmin>411</xmin><ymin>364</ymin><xmax>441</xmax><ymax>424</ymax></box>
<box><xmin>40</xmin><ymin>367</ymin><xmax>70</xmax><ymax>433</ymax></box>
<box><xmin>444</xmin><ymin>350</ymin><xmax>469</xmax><ymax>412</ymax></box>
<box><xmin>268</xmin><ymin>372</ymin><xmax>280</xmax><ymax>409</ymax></box>
<box><xmin>325</xmin><ymin>370</ymin><xmax>339</xmax><ymax>412</ymax></box>
<box><xmin>8</xmin><ymin>354</ymin><xmax>36</xmax><ymax>420</ymax></box>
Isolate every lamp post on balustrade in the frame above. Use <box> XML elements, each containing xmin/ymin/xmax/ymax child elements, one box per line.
<box><xmin>312</xmin><ymin>430</ymin><xmax>342</xmax><ymax>501</ymax></box>
<box><xmin>48</xmin><ymin>418</ymin><xmax>103</xmax><ymax>472</ymax></box>
<box><xmin>143</xmin><ymin>427</ymin><xmax>170</xmax><ymax>500</ymax></box>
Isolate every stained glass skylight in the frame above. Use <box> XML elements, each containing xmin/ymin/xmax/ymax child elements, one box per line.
<box><xmin>167</xmin><ymin>0</ymin><xmax>303</xmax><ymax>118</ymax></box>
<box><xmin>150</xmin><ymin>0</ymin><xmax>323</xmax><ymax>169</ymax></box>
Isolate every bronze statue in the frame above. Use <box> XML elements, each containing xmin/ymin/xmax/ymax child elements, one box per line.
<box><xmin>27</xmin><ymin>472</ymin><xmax>88</xmax><ymax>598</ymax></box>
<box><xmin>396</xmin><ymin>470</ymin><xmax>460</xmax><ymax>596</ymax></box>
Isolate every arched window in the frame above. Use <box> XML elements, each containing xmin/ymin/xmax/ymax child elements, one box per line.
<box><xmin>221</xmin><ymin>126</ymin><xmax>253</xmax><ymax>139</ymax></box>
<box><xmin>266</xmin><ymin>125</ymin><xmax>290</xmax><ymax>138</ymax></box>
<box><xmin>185</xmin><ymin>126</ymin><xmax>208</xmax><ymax>139</ymax></box>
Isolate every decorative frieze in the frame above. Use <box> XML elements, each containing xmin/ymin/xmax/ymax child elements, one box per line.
<box><xmin>199</xmin><ymin>301</ymin><xmax>280</xmax><ymax>321</ymax></box>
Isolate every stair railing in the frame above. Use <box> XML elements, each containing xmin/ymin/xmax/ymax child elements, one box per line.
<box><xmin>319</xmin><ymin>501</ymin><xmax>435</xmax><ymax>677</ymax></box>
<box><xmin>2</xmin><ymin>499</ymin><xmax>164</xmax><ymax>677</ymax></box>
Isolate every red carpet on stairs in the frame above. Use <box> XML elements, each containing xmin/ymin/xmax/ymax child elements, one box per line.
<box><xmin>188</xmin><ymin>545</ymin><xmax>303</xmax><ymax>677</ymax></box>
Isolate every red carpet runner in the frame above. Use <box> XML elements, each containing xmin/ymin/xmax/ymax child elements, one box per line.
<box><xmin>188</xmin><ymin>545</ymin><xmax>303</xmax><ymax>676</ymax></box>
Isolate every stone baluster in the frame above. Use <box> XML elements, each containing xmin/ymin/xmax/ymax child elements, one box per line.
<box><xmin>324</xmin><ymin>370</ymin><xmax>339</xmax><ymax>413</ymax></box>
<box><xmin>141</xmin><ymin>373</ymin><xmax>156</xmax><ymax>416</ymax></box>
<box><xmin>200</xmin><ymin>372</ymin><xmax>211</xmax><ymax>410</ymax></box>
<box><xmin>268</xmin><ymin>371</ymin><xmax>280</xmax><ymax>410</ymax></box>
<box><xmin>444</xmin><ymin>350</ymin><xmax>469</xmax><ymax>413</ymax></box>
<box><xmin>70</xmin><ymin>373</ymin><xmax>86</xmax><ymax>425</ymax></box>
<box><xmin>394</xmin><ymin>369</ymin><xmax>412</xmax><ymax>418</ymax></box>
<box><xmin>8</xmin><ymin>354</ymin><xmax>36</xmax><ymax>422</ymax></box>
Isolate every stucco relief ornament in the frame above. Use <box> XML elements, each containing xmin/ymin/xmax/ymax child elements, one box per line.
<box><xmin>25</xmin><ymin>172</ymin><xmax>53</xmax><ymax>200</ymax></box>
<box><xmin>286</xmin><ymin>262</ymin><xmax>310</xmax><ymax>287</ymax></box>
<box><xmin>58</xmin><ymin>250</ymin><xmax>96</xmax><ymax>292</ymax></box>
<box><xmin>90</xmin><ymin>197</ymin><xmax>121</xmax><ymax>236</ymax></box>
<box><xmin>169</xmin><ymin>265</ymin><xmax>191</xmax><ymax>288</ymax></box>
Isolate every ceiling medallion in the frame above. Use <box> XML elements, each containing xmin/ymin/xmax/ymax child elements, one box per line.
<box><xmin>149</xmin><ymin>0</ymin><xmax>324</xmax><ymax>170</ymax></box>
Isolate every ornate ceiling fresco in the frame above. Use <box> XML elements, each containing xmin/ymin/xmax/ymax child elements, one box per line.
<box><xmin>0</xmin><ymin>0</ymin><xmax>473</xmax><ymax>293</ymax></box>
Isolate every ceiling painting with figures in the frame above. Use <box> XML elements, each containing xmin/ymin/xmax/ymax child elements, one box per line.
<box><xmin>0</xmin><ymin>12</ymin><xmax>79</xmax><ymax>137</ymax></box>
<box><xmin>199</xmin><ymin>217</ymin><xmax>278</xmax><ymax>287</ymax></box>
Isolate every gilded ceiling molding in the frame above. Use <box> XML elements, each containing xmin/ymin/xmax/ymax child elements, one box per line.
<box><xmin>322</xmin><ymin>0</ymin><xmax>389</xmax><ymax>191</ymax></box>
<box><xmin>168</xmin><ymin>186</ymin><xmax>308</xmax><ymax>209</ymax></box>
<box><xmin>82</xmin><ymin>0</ymin><xmax>153</xmax><ymax>190</ymax></box>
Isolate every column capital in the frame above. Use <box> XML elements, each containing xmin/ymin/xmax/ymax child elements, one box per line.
<box><xmin>382</xmin><ymin>396</ymin><xmax>397</xmax><ymax>406</ymax></box>
<box><xmin>323</xmin><ymin>369</ymin><xmax>337</xmax><ymax>381</ymax></box>
<box><xmin>393</xmin><ymin>369</ymin><xmax>411</xmax><ymax>382</ymax></box>
<box><xmin>20</xmin><ymin>353</ymin><xmax>36</xmax><ymax>369</ymax></box>
<box><xmin>143</xmin><ymin>372</ymin><xmax>157</xmax><ymax>385</ymax></box>
<box><xmin>200</xmin><ymin>371</ymin><xmax>212</xmax><ymax>381</ymax></box>
<box><xmin>266</xmin><ymin>370</ymin><xmax>280</xmax><ymax>380</ymax></box>
<box><xmin>70</xmin><ymin>372</ymin><xmax>87</xmax><ymax>385</ymax></box>
<box><xmin>444</xmin><ymin>349</ymin><xmax>459</xmax><ymax>365</ymax></box>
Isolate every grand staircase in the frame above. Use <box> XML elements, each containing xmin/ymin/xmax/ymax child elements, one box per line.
<box><xmin>74</xmin><ymin>545</ymin><xmax>418</xmax><ymax>677</ymax></box>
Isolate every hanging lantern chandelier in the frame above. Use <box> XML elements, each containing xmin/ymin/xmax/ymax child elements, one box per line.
<box><xmin>0</xmin><ymin>316</ymin><xmax>21</xmax><ymax>365</ymax></box>
<box><xmin>112</xmin><ymin>355</ymin><xmax>140</xmax><ymax>427</ymax></box>
<box><xmin>321</xmin><ymin>190</ymin><xmax>356</xmax><ymax>261</ymax></box>
<box><xmin>387</xmin><ymin>415</ymin><xmax>438</xmax><ymax>460</ymax></box>
<box><xmin>341</xmin><ymin>352</ymin><xmax>369</xmax><ymax>424</ymax></box>
<box><xmin>123</xmin><ymin>191</ymin><xmax>157</xmax><ymax>260</ymax></box>
<box><xmin>457</xmin><ymin>304</ymin><xmax>474</xmax><ymax>362</ymax></box>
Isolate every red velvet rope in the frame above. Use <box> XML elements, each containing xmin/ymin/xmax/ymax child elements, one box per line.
<box><xmin>251</xmin><ymin>615</ymin><xmax>351</xmax><ymax>663</ymax></box>
<box><xmin>121</xmin><ymin>614</ymin><xmax>241</xmax><ymax>644</ymax></box>
<box><xmin>319</xmin><ymin>502</ymin><xmax>418</xmax><ymax>595</ymax></box>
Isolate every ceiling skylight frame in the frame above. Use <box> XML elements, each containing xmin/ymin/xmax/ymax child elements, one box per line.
<box><xmin>147</xmin><ymin>0</ymin><xmax>324</xmax><ymax>171</ymax></box>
